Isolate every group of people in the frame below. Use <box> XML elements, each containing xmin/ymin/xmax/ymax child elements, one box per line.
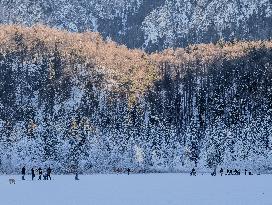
<box><xmin>21</xmin><ymin>166</ymin><xmax>256</xmax><ymax>179</ymax></box>
<box><xmin>21</xmin><ymin>166</ymin><xmax>52</xmax><ymax>180</ymax></box>
<box><xmin>218</xmin><ymin>168</ymin><xmax>254</xmax><ymax>176</ymax></box>
<box><xmin>220</xmin><ymin>168</ymin><xmax>253</xmax><ymax>176</ymax></box>
<box><xmin>190</xmin><ymin>168</ymin><xmax>255</xmax><ymax>176</ymax></box>
<box><xmin>113</xmin><ymin>168</ymin><xmax>131</xmax><ymax>175</ymax></box>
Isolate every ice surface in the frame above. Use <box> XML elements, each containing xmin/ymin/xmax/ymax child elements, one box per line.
<box><xmin>0</xmin><ymin>174</ymin><xmax>271</xmax><ymax>205</ymax></box>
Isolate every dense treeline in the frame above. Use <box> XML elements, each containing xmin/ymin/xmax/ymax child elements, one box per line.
<box><xmin>0</xmin><ymin>25</ymin><xmax>271</xmax><ymax>174</ymax></box>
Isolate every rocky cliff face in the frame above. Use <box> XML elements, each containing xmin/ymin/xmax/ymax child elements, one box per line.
<box><xmin>1</xmin><ymin>0</ymin><xmax>272</xmax><ymax>52</ymax></box>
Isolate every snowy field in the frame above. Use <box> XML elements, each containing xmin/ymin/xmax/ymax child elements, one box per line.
<box><xmin>0</xmin><ymin>174</ymin><xmax>271</xmax><ymax>205</ymax></box>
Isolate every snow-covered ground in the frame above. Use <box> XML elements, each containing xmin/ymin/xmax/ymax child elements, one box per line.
<box><xmin>0</xmin><ymin>174</ymin><xmax>271</xmax><ymax>205</ymax></box>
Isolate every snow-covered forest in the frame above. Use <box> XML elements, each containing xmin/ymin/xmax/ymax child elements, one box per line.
<box><xmin>0</xmin><ymin>25</ymin><xmax>271</xmax><ymax>174</ymax></box>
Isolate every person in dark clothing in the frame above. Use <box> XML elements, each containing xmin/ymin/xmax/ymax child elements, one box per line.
<box><xmin>75</xmin><ymin>173</ymin><xmax>79</xmax><ymax>180</ymax></box>
<box><xmin>220</xmin><ymin>168</ymin><xmax>223</xmax><ymax>176</ymax></box>
<box><xmin>31</xmin><ymin>168</ymin><xmax>35</xmax><ymax>180</ymax></box>
<box><xmin>38</xmin><ymin>167</ymin><xmax>42</xmax><ymax>180</ymax></box>
<box><xmin>228</xmin><ymin>170</ymin><xmax>233</xmax><ymax>175</ymax></box>
<box><xmin>212</xmin><ymin>167</ymin><xmax>217</xmax><ymax>176</ymax></box>
<box><xmin>47</xmin><ymin>167</ymin><xmax>52</xmax><ymax>180</ymax></box>
<box><xmin>190</xmin><ymin>168</ymin><xmax>196</xmax><ymax>176</ymax></box>
<box><xmin>22</xmin><ymin>166</ymin><xmax>26</xmax><ymax>180</ymax></box>
<box><xmin>234</xmin><ymin>169</ymin><xmax>239</xmax><ymax>175</ymax></box>
<box><xmin>211</xmin><ymin>167</ymin><xmax>216</xmax><ymax>176</ymax></box>
<box><xmin>245</xmin><ymin>169</ymin><xmax>247</xmax><ymax>175</ymax></box>
<box><xmin>43</xmin><ymin>173</ymin><xmax>48</xmax><ymax>180</ymax></box>
<box><xmin>127</xmin><ymin>168</ymin><xmax>131</xmax><ymax>175</ymax></box>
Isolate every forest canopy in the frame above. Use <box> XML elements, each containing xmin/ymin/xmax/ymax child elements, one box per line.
<box><xmin>0</xmin><ymin>25</ymin><xmax>271</xmax><ymax>174</ymax></box>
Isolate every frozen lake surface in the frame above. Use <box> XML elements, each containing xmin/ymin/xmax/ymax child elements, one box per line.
<box><xmin>0</xmin><ymin>174</ymin><xmax>271</xmax><ymax>205</ymax></box>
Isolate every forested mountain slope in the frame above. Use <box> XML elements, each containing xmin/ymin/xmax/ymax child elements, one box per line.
<box><xmin>0</xmin><ymin>0</ymin><xmax>272</xmax><ymax>52</ymax></box>
<box><xmin>0</xmin><ymin>25</ymin><xmax>271</xmax><ymax>174</ymax></box>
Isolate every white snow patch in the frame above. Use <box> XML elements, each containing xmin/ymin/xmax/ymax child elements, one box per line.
<box><xmin>0</xmin><ymin>174</ymin><xmax>271</xmax><ymax>205</ymax></box>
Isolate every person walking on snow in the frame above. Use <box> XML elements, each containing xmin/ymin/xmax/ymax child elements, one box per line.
<box><xmin>22</xmin><ymin>166</ymin><xmax>26</xmax><ymax>180</ymax></box>
<box><xmin>190</xmin><ymin>168</ymin><xmax>196</xmax><ymax>176</ymax></box>
<box><xmin>75</xmin><ymin>173</ymin><xmax>79</xmax><ymax>180</ymax></box>
<box><xmin>31</xmin><ymin>168</ymin><xmax>35</xmax><ymax>180</ymax></box>
<box><xmin>220</xmin><ymin>168</ymin><xmax>223</xmax><ymax>176</ymax></box>
<box><xmin>47</xmin><ymin>166</ymin><xmax>52</xmax><ymax>180</ymax></box>
<box><xmin>211</xmin><ymin>167</ymin><xmax>217</xmax><ymax>176</ymax></box>
<box><xmin>38</xmin><ymin>167</ymin><xmax>42</xmax><ymax>180</ymax></box>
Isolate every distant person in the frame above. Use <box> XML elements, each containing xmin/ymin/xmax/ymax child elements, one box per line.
<box><xmin>38</xmin><ymin>167</ymin><xmax>42</xmax><ymax>180</ymax></box>
<box><xmin>220</xmin><ymin>168</ymin><xmax>223</xmax><ymax>176</ymax></box>
<box><xmin>226</xmin><ymin>169</ymin><xmax>229</xmax><ymax>175</ymax></box>
<box><xmin>47</xmin><ymin>166</ymin><xmax>52</xmax><ymax>180</ymax></box>
<box><xmin>127</xmin><ymin>168</ymin><xmax>131</xmax><ymax>175</ymax></box>
<box><xmin>43</xmin><ymin>173</ymin><xmax>48</xmax><ymax>180</ymax></box>
<box><xmin>211</xmin><ymin>167</ymin><xmax>216</xmax><ymax>176</ymax></box>
<box><xmin>22</xmin><ymin>166</ymin><xmax>26</xmax><ymax>180</ymax></box>
<box><xmin>228</xmin><ymin>170</ymin><xmax>233</xmax><ymax>175</ymax></box>
<box><xmin>190</xmin><ymin>168</ymin><xmax>196</xmax><ymax>176</ymax></box>
<box><xmin>213</xmin><ymin>167</ymin><xmax>217</xmax><ymax>176</ymax></box>
<box><xmin>75</xmin><ymin>173</ymin><xmax>79</xmax><ymax>180</ymax></box>
<box><xmin>245</xmin><ymin>169</ymin><xmax>247</xmax><ymax>175</ymax></box>
<box><xmin>234</xmin><ymin>169</ymin><xmax>239</xmax><ymax>175</ymax></box>
<box><xmin>31</xmin><ymin>168</ymin><xmax>35</xmax><ymax>180</ymax></box>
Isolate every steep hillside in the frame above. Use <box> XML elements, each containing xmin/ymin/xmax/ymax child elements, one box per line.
<box><xmin>1</xmin><ymin>0</ymin><xmax>272</xmax><ymax>52</ymax></box>
<box><xmin>0</xmin><ymin>25</ymin><xmax>271</xmax><ymax>174</ymax></box>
